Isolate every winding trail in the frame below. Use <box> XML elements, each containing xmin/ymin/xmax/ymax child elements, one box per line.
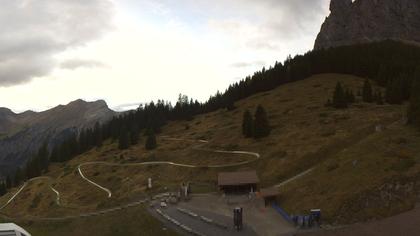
<box><xmin>78</xmin><ymin>136</ymin><xmax>260</xmax><ymax>198</ymax></box>
<box><xmin>0</xmin><ymin>135</ymin><xmax>316</xmax><ymax>223</ymax></box>
<box><xmin>0</xmin><ymin>176</ymin><xmax>60</xmax><ymax>210</ymax></box>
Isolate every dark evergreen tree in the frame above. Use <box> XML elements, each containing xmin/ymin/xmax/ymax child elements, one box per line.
<box><xmin>375</xmin><ymin>90</ymin><xmax>384</xmax><ymax>105</ymax></box>
<box><xmin>5</xmin><ymin>176</ymin><xmax>12</xmax><ymax>189</ymax></box>
<box><xmin>332</xmin><ymin>82</ymin><xmax>348</xmax><ymax>108</ymax></box>
<box><xmin>0</xmin><ymin>182</ymin><xmax>6</xmax><ymax>196</ymax></box>
<box><xmin>145</xmin><ymin>129</ymin><xmax>157</xmax><ymax>150</ymax></box>
<box><xmin>242</xmin><ymin>110</ymin><xmax>254</xmax><ymax>138</ymax></box>
<box><xmin>408</xmin><ymin>78</ymin><xmax>420</xmax><ymax>128</ymax></box>
<box><xmin>118</xmin><ymin>129</ymin><xmax>130</xmax><ymax>150</ymax></box>
<box><xmin>13</xmin><ymin>167</ymin><xmax>23</xmax><ymax>187</ymax></box>
<box><xmin>386</xmin><ymin>78</ymin><xmax>404</xmax><ymax>104</ymax></box>
<box><xmin>93</xmin><ymin>122</ymin><xmax>103</xmax><ymax>147</ymax></box>
<box><xmin>253</xmin><ymin>105</ymin><xmax>270</xmax><ymax>138</ymax></box>
<box><xmin>362</xmin><ymin>79</ymin><xmax>373</xmax><ymax>103</ymax></box>
<box><xmin>345</xmin><ymin>88</ymin><xmax>355</xmax><ymax>104</ymax></box>
<box><xmin>37</xmin><ymin>142</ymin><xmax>49</xmax><ymax>173</ymax></box>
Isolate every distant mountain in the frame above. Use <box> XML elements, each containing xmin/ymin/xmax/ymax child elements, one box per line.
<box><xmin>0</xmin><ymin>99</ymin><xmax>116</xmax><ymax>176</ymax></box>
<box><xmin>314</xmin><ymin>0</ymin><xmax>420</xmax><ymax>49</ymax></box>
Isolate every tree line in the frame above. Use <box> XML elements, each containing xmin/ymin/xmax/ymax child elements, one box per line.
<box><xmin>3</xmin><ymin>40</ymin><xmax>420</xmax><ymax>196</ymax></box>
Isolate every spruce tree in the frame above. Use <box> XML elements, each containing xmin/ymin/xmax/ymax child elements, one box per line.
<box><xmin>5</xmin><ymin>176</ymin><xmax>11</xmax><ymax>189</ymax></box>
<box><xmin>345</xmin><ymin>88</ymin><xmax>355</xmax><ymax>104</ymax></box>
<box><xmin>0</xmin><ymin>182</ymin><xmax>6</xmax><ymax>196</ymax></box>
<box><xmin>118</xmin><ymin>129</ymin><xmax>130</xmax><ymax>150</ymax></box>
<box><xmin>242</xmin><ymin>110</ymin><xmax>254</xmax><ymax>138</ymax></box>
<box><xmin>253</xmin><ymin>105</ymin><xmax>270</xmax><ymax>138</ymax></box>
<box><xmin>408</xmin><ymin>78</ymin><xmax>420</xmax><ymax>128</ymax></box>
<box><xmin>145</xmin><ymin>129</ymin><xmax>157</xmax><ymax>150</ymax></box>
<box><xmin>362</xmin><ymin>79</ymin><xmax>373</xmax><ymax>103</ymax></box>
<box><xmin>332</xmin><ymin>82</ymin><xmax>347</xmax><ymax>108</ymax></box>
<box><xmin>94</xmin><ymin>122</ymin><xmax>103</xmax><ymax>147</ymax></box>
<box><xmin>14</xmin><ymin>168</ymin><xmax>23</xmax><ymax>187</ymax></box>
<box><xmin>386</xmin><ymin>78</ymin><xmax>404</xmax><ymax>104</ymax></box>
<box><xmin>376</xmin><ymin>91</ymin><xmax>384</xmax><ymax>105</ymax></box>
<box><xmin>130</xmin><ymin>124</ymin><xmax>140</xmax><ymax>145</ymax></box>
<box><xmin>37</xmin><ymin>142</ymin><xmax>49</xmax><ymax>173</ymax></box>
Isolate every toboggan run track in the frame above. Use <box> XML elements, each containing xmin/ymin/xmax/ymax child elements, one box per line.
<box><xmin>0</xmin><ymin>137</ymin><xmax>261</xmax><ymax>220</ymax></box>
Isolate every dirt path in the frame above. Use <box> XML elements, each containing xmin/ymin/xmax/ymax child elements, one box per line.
<box><xmin>0</xmin><ymin>136</ymin><xmax>260</xmax><ymax>221</ymax></box>
<box><xmin>77</xmin><ymin>137</ymin><xmax>260</xmax><ymax>198</ymax></box>
<box><xmin>0</xmin><ymin>176</ymin><xmax>60</xmax><ymax>210</ymax></box>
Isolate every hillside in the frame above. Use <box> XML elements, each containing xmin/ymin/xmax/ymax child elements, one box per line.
<box><xmin>0</xmin><ymin>99</ymin><xmax>116</xmax><ymax>176</ymax></box>
<box><xmin>0</xmin><ymin>73</ymin><xmax>417</xmax><ymax>235</ymax></box>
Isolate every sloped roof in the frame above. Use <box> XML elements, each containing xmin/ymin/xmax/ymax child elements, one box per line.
<box><xmin>218</xmin><ymin>171</ymin><xmax>259</xmax><ymax>186</ymax></box>
<box><xmin>260</xmin><ymin>187</ymin><xmax>279</xmax><ymax>198</ymax></box>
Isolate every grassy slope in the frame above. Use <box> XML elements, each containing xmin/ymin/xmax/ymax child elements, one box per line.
<box><xmin>16</xmin><ymin>206</ymin><xmax>177</xmax><ymax>236</ymax></box>
<box><xmin>281</xmin><ymin>122</ymin><xmax>420</xmax><ymax>224</ymax></box>
<box><xmin>1</xmin><ymin>73</ymin><xmax>418</xmax><ymax>234</ymax></box>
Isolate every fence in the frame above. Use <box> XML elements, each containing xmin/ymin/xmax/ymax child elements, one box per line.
<box><xmin>272</xmin><ymin>203</ymin><xmax>293</xmax><ymax>223</ymax></box>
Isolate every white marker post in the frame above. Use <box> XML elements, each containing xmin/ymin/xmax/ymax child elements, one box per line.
<box><xmin>148</xmin><ymin>178</ymin><xmax>152</xmax><ymax>189</ymax></box>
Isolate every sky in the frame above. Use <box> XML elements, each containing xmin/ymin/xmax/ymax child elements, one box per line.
<box><xmin>0</xmin><ymin>0</ymin><xmax>330</xmax><ymax>113</ymax></box>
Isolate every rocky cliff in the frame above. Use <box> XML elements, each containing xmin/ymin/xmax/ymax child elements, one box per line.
<box><xmin>314</xmin><ymin>0</ymin><xmax>420</xmax><ymax>50</ymax></box>
<box><xmin>0</xmin><ymin>100</ymin><xmax>116</xmax><ymax>176</ymax></box>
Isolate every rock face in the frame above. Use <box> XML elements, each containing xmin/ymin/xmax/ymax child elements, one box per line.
<box><xmin>314</xmin><ymin>0</ymin><xmax>420</xmax><ymax>49</ymax></box>
<box><xmin>0</xmin><ymin>100</ymin><xmax>116</xmax><ymax>176</ymax></box>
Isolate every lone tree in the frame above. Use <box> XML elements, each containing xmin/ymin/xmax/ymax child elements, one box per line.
<box><xmin>253</xmin><ymin>105</ymin><xmax>270</xmax><ymax>138</ymax></box>
<box><xmin>145</xmin><ymin>129</ymin><xmax>157</xmax><ymax>150</ymax></box>
<box><xmin>362</xmin><ymin>79</ymin><xmax>373</xmax><ymax>103</ymax></box>
<box><xmin>408</xmin><ymin>78</ymin><xmax>420</xmax><ymax>128</ymax></box>
<box><xmin>242</xmin><ymin>109</ymin><xmax>254</xmax><ymax>138</ymax></box>
<box><xmin>332</xmin><ymin>82</ymin><xmax>348</xmax><ymax>109</ymax></box>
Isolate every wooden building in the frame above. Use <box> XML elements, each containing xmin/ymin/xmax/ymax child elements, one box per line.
<box><xmin>218</xmin><ymin>171</ymin><xmax>259</xmax><ymax>194</ymax></box>
<box><xmin>260</xmin><ymin>187</ymin><xmax>279</xmax><ymax>206</ymax></box>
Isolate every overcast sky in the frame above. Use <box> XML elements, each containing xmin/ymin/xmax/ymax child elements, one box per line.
<box><xmin>0</xmin><ymin>0</ymin><xmax>329</xmax><ymax>112</ymax></box>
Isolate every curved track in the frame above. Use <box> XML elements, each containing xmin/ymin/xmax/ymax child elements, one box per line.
<box><xmin>0</xmin><ymin>136</ymin><xmax>260</xmax><ymax>220</ymax></box>
<box><xmin>0</xmin><ymin>176</ymin><xmax>60</xmax><ymax>210</ymax></box>
<box><xmin>78</xmin><ymin>137</ymin><xmax>260</xmax><ymax>198</ymax></box>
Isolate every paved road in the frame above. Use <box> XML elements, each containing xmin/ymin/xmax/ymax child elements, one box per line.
<box><xmin>150</xmin><ymin>205</ymin><xmax>257</xmax><ymax>236</ymax></box>
<box><xmin>176</xmin><ymin>194</ymin><xmax>297</xmax><ymax>236</ymax></box>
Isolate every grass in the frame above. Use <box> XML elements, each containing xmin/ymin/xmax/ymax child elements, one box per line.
<box><xmin>0</xmin><ymin>73</ymin><xmax>414</xmax><ymax>229</ymax></box>
<box><xmin>279</xmin><ymin>124</ymin><xmax>420</xmax><ymax>224</ymax></box>
<box><xmin>3</xmin><ymin>206</ymin><xmax>178</xmax><ymax>236</ymax></box>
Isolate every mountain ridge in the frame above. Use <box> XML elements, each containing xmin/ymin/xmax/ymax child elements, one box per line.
<box><xmin>0</xmin><ymin>99</ymin><xmax>117</xmax><ymax>176</ymax></box>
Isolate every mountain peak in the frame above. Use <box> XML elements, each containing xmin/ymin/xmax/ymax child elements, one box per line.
<box><xmin>0</xmin><ymin>107</ymin><xmax>15</xmax><ymax>116</ymax></box>
<box><xmin>66</xmin><ymin>99</ymin><xmax>109</xmax><ymax>109</ymax></box>
<box><xmin>315</xmin><ymin>0</ymin><xmax>420</xmax><ymax>49</ymax></box>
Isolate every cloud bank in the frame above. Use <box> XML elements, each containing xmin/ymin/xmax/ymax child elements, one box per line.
<box><xmin>0</xmin><ymin>0</ymin><xmax>115</xmax><ymax>86</ymax></box>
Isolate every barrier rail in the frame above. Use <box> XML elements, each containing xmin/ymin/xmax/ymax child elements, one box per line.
<box><xmin>272</xmin><ymin>203</ymin><xmax>292</xmax><ymax>223</ymax></box>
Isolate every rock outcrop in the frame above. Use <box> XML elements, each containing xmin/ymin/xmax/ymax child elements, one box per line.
<box><xmin>314</xmin><ymin>0</ymin><xmax>420</xmax><ymax>49</ymax></box>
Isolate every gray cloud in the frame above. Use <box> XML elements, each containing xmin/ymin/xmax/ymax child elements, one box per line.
<box><xmin>60</xmin><ymin>59</ymin><xmax>109</xmax><ymax>70</ymax></box>
<box><xmin>231</xmin><ymin>60</ymin><xmax>266</xmax><ymax>68</ymax></box>
<box><xmin>203</xmin><ymin>0</ymin><xmax>329</xmax><ymax>50</ymax></box>
<box><xmin>0</xmin><ymin>0</ymin><xmax>115</xmax><ymax>86</ymax></box>
<box><xmin>112</xmin><ymin>102</ymin><xmax>142</xmax><ymax>112</ymax></box>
